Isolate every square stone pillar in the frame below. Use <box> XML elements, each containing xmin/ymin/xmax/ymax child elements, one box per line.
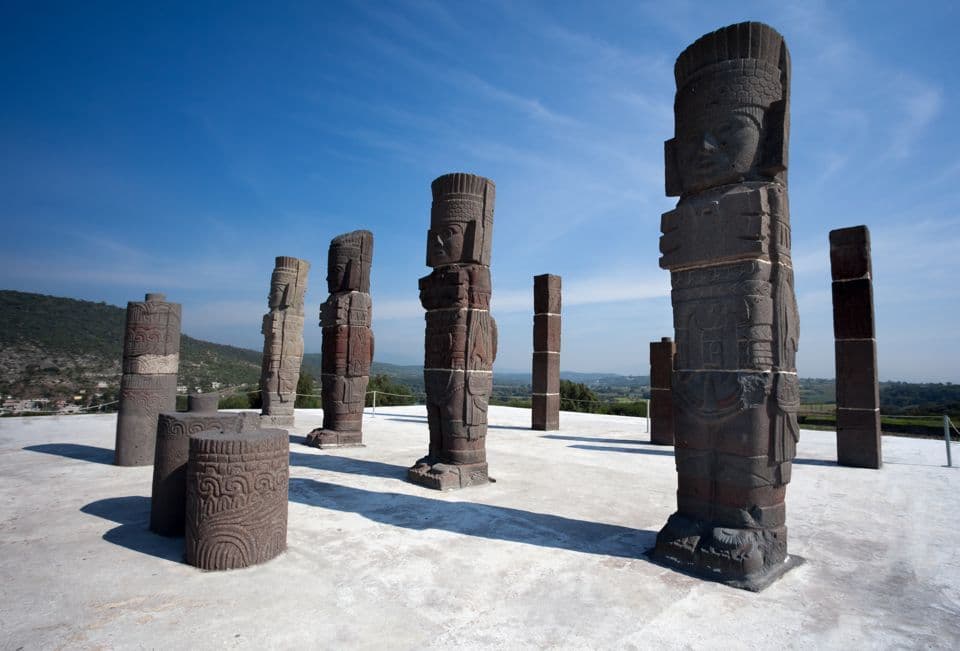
<box><xmin>532</xmin><ymin>274</ymin><xmax>561</xmax><ymax>430</ymax></box>
<box><xmin>830</xmin><ymin>226</ymin><xmax>881</xmax><ymax>468</ymax></box>
<box><xmin>649</xmin><ymin>337</ymin><xmax>675</xmax><ymax>445</ymax></box>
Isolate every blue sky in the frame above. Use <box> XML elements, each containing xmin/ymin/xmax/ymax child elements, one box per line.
<box><xmin>2</xmin><ymin>1</ymin><xmax>958</xmax><ymax>381</ymax></box>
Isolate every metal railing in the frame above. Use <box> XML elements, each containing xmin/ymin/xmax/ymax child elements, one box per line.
<box><xmin>945</xmin><ymin>415</ymin><xmax>960</xmax><ymax>467</ymax></box>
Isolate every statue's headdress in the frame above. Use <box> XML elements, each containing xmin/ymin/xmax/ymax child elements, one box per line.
<box><xmin>666</xmin><ymin>22</ymin><xmax>791</xmax><ymax>196</ymax></box>
<box><xmin>428</xmin><ymin>172</ymin><xmax>496</xmax><ymax>267</ymax></box>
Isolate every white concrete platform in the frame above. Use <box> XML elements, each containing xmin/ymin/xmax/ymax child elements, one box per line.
<box><xmin>1</xmin><ymin>406</ymin><xmax>958</xmax><ymax>649</ymax></box>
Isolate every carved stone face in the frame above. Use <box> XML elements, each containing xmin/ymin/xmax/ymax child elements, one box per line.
<box><xmin>428</xmin><ymin>222</ymin><xmax>466</xmax><ymax>267</ymax></box>
<box><xmin>675</xmin><ymin>108</ymin><xmax>761</xmax><ymax>194</ymax></box>
<box><xmin>327</xmin><ymin>254</ymin><xmax>355</xmax><ymax>293</ymax></box>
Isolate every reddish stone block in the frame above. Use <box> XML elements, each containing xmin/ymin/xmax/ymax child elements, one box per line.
<box><xmin>532</xmin><ymin>393</ymin><xmax>560</xmax><ymax>430</ymax></box>
<box><xmin>835</xmin><ymin>339</ymin><xmax>879</xmax><ymax>410</ymax></box>
<box><xmin>836</xmin><ymin>408</ymin><xmax>882</xmax><ymax>468</ymax></box>
<box><xmin>532</xmin><ymin>352</ymin><xmax>560</xmax><ymax>394</ymax></box>
<box><xmin>832</xmin><ymin>279</ymin><xmax>875</xmax><ymax>339</ymax></box>
<box><xmin>533</xmin><ymin>274</ymin><xmax>562</xmax><ymax>314</ymax></box>
<box><xmin>829</xmin><ymin>226</ymin><xmax>872</xmax><ymax>281</ymax></box>
<box><xmin>533</xmin><ymin>315</ymin><xmax>561</xmax><ymax>352</ymax></box>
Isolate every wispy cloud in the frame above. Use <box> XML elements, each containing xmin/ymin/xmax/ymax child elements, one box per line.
<box><xmin>887</xmin><ymin>80</ymin><xmax>943</xmax><ymax>160</ymax></box>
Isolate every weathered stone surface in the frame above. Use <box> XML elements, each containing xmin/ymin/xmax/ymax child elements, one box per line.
<box><xmin>532</xmin><ymin>352</ymin><xmax>560</xmax><ymax>395</ymax></box>
<box><xmin>260</xmin><ymin>257</ymin><xmax>309</xmax><ymax>426</ymax></box>
<box><xmin>832</xmin><ymin>279</ymin><xmax>875</xmax><ymax>340</ymax></box>
<box><xmin>533</xmin><ymin>314</ymin><xmax>561</xmax><ymax>352</ymax></box>
<box><xmin>830</xmin><ymin>225</ymin><xmax>872</xmax><ymax>281</ymax></box>
<box><xmin>831</xmin><ymin>225</ymin><xmax>880</xmax><ymax>468</ymax></box>
<box><xmin>185</xmin><ymin>428</ymin><xmax>289</xmax><ymax>570</ymax></box>
<box><xmin>651</xmin><ymin>22</ymin><xmax>801</xmax><ymax>591</ymax></box>
<box><xmin>649</xmin><ymin>337</ymin><xmax>675</xmax><ymax>445</ymax></box>
<box><xmin>307</xmin><ymin>231</ymin><xmax>374</xmax><ymax>449</ymax></box>
<box><xmin>532</xmin><ymin>274</ymin><xmax>561</xmax><ymax>431</ymax></box>
<box><xmin>150</xmin><ymin>397</ymin><xmax>259</xmax><ymax>537</ymax></box>
<box><xmin>409</xmin><ymin>173</ymin><xmax>497</xmax><ymax>489</ymax></box>
<box><xmin>533</xmin><ymin>274</ymin><xmax>562</xmax><ymax>314</ymax></box>
<box><xmin>836</xmin><ymin>408</ymin><xmax>882</xmax><ymax>469</ymax></box>
<box><xmin>114</xmin><ymin>293</ymin><xmax>181</xmax><ymax>466</ymax></box>
<box><xmin>835</xmin><ymin>340</ymin><xmax>880</xmax><ymax>410</ymax></box>
<box><xmin>532</xmin><ymin>393</ymin><xmax>560</xmax><ymax>430</ymax></box>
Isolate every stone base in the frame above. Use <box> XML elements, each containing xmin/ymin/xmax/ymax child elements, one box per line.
<box><xmin>304</xmin><ymin>428</ymin><xmax>364</xmax><ymax>448</ymax></box>
<box><xmin>647</xmin><ymin>512</ymin><xmax>803</xmax><ymax>591</ymax></box>
<box><xmin>260</xmin><ymin>414</ymin><xmax>295</xmax><ymax>428</ymax></box>
<box><xmin>406</xmin><ymin>457</ymin><xmax>490</xmax><ymax>490</ymax></box>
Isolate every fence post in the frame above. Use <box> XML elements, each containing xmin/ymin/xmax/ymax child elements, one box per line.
<box><xmin>945</xmin><ymin>415</ymin><xmax>953</xmax><ymax>468</ymax></box>
<box><xmin>372</xmin><ymin>391</ymin><xmax>377</xmax><ymax>418</ymax></box>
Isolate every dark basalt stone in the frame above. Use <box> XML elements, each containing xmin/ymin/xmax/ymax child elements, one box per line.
<box><xmin>306</xmin><ymin>231</ymin><xmax>374</xmax><ymax>449</ymax></box>
<box><xmin>649</xmin><ymin>337</ymin><xmax>675</xmax><ymax>445</ymax></box>
<box><xmin>409</xmin><ymin>173</ymin><xmax>497</xmax><ymax>489</ymax></box>
<box><xmin>185</xmin><ymin>428</ymin><xmax>289</xmax><ymax>570</ymax></box>
<box><xmin>114</xmin><ymin>293</ymin><xmax>181</xmax><ymax>466</ymax></box>
<box><xmin>830</xmin><ymin>225</ymin><xmax>881</xmax><ymax>469</ymax></box>
<box><xmin>651</xmin><ymin>22</ymin><xmax>802</xmax><ymax>590</ymax></box>
<box><xmin>532</xmin><ymin>274</ymin><xmax>562</xmax><ymax>431</ymax></box>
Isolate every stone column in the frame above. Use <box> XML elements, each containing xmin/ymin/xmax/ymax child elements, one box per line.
<box><xmin>151</xmin><ymin>394</ymin><xmax>259</xmax><ymax>536</ymax></box>
<box><xmin>830</xmin><ymin>226</ymin><xmax>881</xmax><ymax>468</ymax></box>
<box><xmin>532</xmin><ymin>274</ymin><xmax>561</xmax><ymax>430</ymax></box>
<box><xmin>185</xmin><ymin>428</ymin><xmax>289</xmax><ymax>570</ymax></box>
<box><xmin>408</xmin><ymin>172</ymin><xmax>497</xmax><ymax>490</ymax></box>
<box><xmin>649</xmin><ymin>337</ymin><xmax>675</xmax><ymax>445</ymax></box>
<box><xmin>650</xmin><ymin>22</ymin><xmax>801</xmax><ymax>591</ymax></box>
<box><xmin>114</xmin><ymin>292</ymin><xmax>181</xmax><ymax>466</ymax></box>
<box><xmin>260</xmin><ymin>256</ymin><xmax>310</xmax><ymax>428</ymax></box>
<box><xmin>306</xmin><ymin>230</ymin><xmax>375</xmax><ymax>448</ymax></box>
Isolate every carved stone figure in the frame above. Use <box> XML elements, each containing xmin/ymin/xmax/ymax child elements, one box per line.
<box><xmin>532</xmin><ymin>274</ymin><xmax>561</xmax><ymax>430</ymax></box>
<box><xmin>260</xmin><ymin>257</ymin><xmax>310</xmax><ymax>427</ymax></box>
<box><xmin>408</xmin><ymin>172</ymin><xmax>498</xmax><ymax>490</ymax></box>
<box><xmin>150</xmin><ymin>394</ymin><xmax>259</xmax><ymax>536</ymax></box>
<box><xmin>114</xmin><ymin>293</ymin><xmax>181</xmax><ymax>466</ymax></box>
<box><xmin>185</xmin><ymin>428</ymin><xmax>289</xmax><ymax>570</ymax></box>
<box><xmin>830</xmin><ymin>226</ymin><xmax>881</xmax><ymax>468</ymax></box>
<box><xmin>649</xmin><ymin>337</ymin><xmax>675</xmax><ymax>445</ymax></box>
<box><xmin>650</xmin><ymin>22</ymin><xmax>801</xmax><ymax>590</ymax></box>
<box><xmin>306</xmin><ymin>230</ymin><xmax>375</xmax><ymax>448</ymax></box>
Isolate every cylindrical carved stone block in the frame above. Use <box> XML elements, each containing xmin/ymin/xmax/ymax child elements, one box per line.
<box><xmin>185</xmin><ymin>429</ymin><xmax>289</xmax><ymax>570</ymax></box>
<box><xmin>532</xmin><ymin>274</ymin><xmax>561</xmax><ymax>431</ymax></box>
<box><xmin>114</xmin><ymin>293</ymin><xmax>181</xmax><ymax>466</ymax></box>
<box><xmin>408</xmin><ymin>173</ymin><xmax>497</xmax><ymax>490</ymax></box>
<box><xmin>150</xmin><ymin>395</ymin><xmax>260</xmax><ymax>536</ymax></box>
<box><xmin>830</xmin><ymin>225</ymin><xmax>881</xmax><ymax>468</ymax></box>
<box><xmin>649</xmin><ymin>337</ymin><xmax>675</xmax><ymax>445</ymax></box>
<box><xmin>651</xmin><ymin>22</ymin><xmax>801</xmax><ymax>591</ymax></box>
<box><xmin>260</xmin><ymin>256</ymin><xmax>310</xmax><ymax>428</ymax></box>
<box><xmin>307</xmin><ymin>230</ymin><xmax>375</xmax><ymax>448</ymax></box>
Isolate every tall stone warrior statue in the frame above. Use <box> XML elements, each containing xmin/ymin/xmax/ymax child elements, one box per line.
<box><xmin>408</xmin><ymin>172</ymin><xmax>498</xmax><ymax>490</ymax></box>
<box><xmin>306</xmin><ymin>230</ymin><xmax>374</xmax><ymax>448</ymax></box>
<box><xmin>114</xmin><ymin>293</ymin><xmax>181</xmax><ymax>466</ymax></box>
<box><xmin>650</xmin><ymin>22</ymin><xmax>801</xmax><ymax>590</ymax></box>
<box><xmin>260</xmin><ymin>256</ymin><xmax>310</xmax><ymax>427</ymax></box>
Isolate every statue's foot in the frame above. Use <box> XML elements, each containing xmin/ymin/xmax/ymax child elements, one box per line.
<box><xmin>304</xmin><ymin>428</ymin><xmax>364</xmax><ymax>448</ymax></box>
<box><xmin>406</xmin><ymin>459</ymin><xmax>489</xmax><ymax>490</ymax></box>
<box><xmin>648</xmin><ymin>513</ymin><xmax>800</xmax><ymax>591</ymax></box>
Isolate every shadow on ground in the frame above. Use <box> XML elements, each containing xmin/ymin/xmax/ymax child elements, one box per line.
<box><xmin>793</xmin><ymin>457</ymin><xmax>838</xmax><ymax>466</ymax></box>
<box><xmin>81</xmin><ymin>496</ymin><xmax>183</xmax><ymax>563</ymax></box>
<box><xmin>23</xmin><ymin>443</ymin><xmax>114</xmax><ymax>465</ymax></box>
<box><xmin>568</xmin><ymin>444</ymin><xmax>675</xmax><ymax>457</ymax></box>
<box><xmin>289</xmin><ymin>478</ymin><xmax>655</xmax><ymax>559</ymax></box>
<box><xmin>542</xmin><ymin>435</ymin><xmax>656</xmax><ymax>446</ymax></box>
<box><xmin>289</xmin><ymin>451</ymin><xmax>408</xmax><ymax>480</ymax></box>
<box><xmin>384</xmin><ymin>415</ymin><xmax>532</xmax><ymax>432</ymax></box>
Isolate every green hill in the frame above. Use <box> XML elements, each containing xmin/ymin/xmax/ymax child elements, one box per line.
<box><xmin>0</xmin><ymin>290</ymin><xmax>261</xmax><ymax>399</ymax></box>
